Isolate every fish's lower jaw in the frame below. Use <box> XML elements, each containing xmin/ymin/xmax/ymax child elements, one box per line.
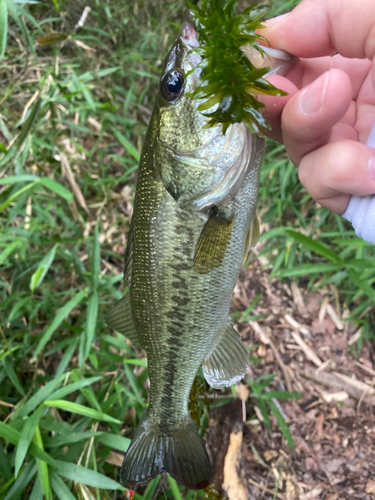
<box><xmin>120</xmin><ymin>411</ymin><xmax>211</xmax><ymax>490</ymax></box>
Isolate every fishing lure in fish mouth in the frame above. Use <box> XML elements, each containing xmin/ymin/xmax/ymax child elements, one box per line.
<box><xmin>106</xmin><ymin>6</ymin><xmax>295</xmax><ymax>492</ymax></box>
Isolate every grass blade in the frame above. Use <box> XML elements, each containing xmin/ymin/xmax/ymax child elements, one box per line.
<box><xmin>39</xmin><ymin>178</ymin><xmax>73</xmax><ymax>203</ymax></box>
<box><xmin>267</xmin><ymin>400</ymin><xmax>294</xmax><ymax>450</ymax></box>
<box><xmin>109</xmin><ymin>124</ymin><xmax>140</xmax><ymax>161</ymax></box>
<box><xmin>33</xmin><ymin>425</ymin><xmax>52</xmax><ymax>500</ymax></box>
<box><xmin>0</xmin><ymin>239</ymin><xmax>21</xmax><ymax>266</ymax></box>
<box><xmin>0</xmin><ymin>181</ymin><xmax>39</xmax><ymax>212</ymax></box>
<box><xmin>285</xmin><ymin>230</ymin><xmax>342</xmax><ymax>263</ymax></box>
<box><xmin>3</xmin><ymin>356</ymin><xmax>25</xmax><ymax>396</ymax></box>
<box><xmin>4</xmin><ymin>461</ymin><xmax>37</xmax><ymax>500</ymax></box>
<box><xmin>347</xmin><ymin>269</ymin><xmax>375</xmax><ymax>301</ymax></box>
<box><xmin>48</xmin><ymin>376</ymin><xmax>102</xmax><ymax>401</ymax></box>
<box><xmin>30</xmin><ymin>244</ymin><xmax>58</xmax><ymax>292</ymax></box>
<box><xmin>0</xmin><ymin>0</ymin><xmax>7</xmax><ymax>58</ymax></box>
<box><xmin>53</xmin><ymin>460</ymin><xmax>125</xmax><ymax>490</ymax></box>
<box><xmin>32</xmin><ymin>288</ymin><xmax>88</xmax><ymax>359</ymax></box>
<box><xmin>80</xmin><ymin>290</ymin><xmax>98</xmax><ymax>367</ymax></box>
<box><xmin>95</xmin><ymin>432</ymin><xmax>130</xmax><ymax>452</ymax></box>
<box><xmin>18</xmin><ymin>374</ymin><xmax>66</xmax><ymax>417</ymax></box>
<box><xmin>278</xmin><ymin>263</ymin><xmax>343</xmax><ymax>277</ymax></box>
<box><xmin>92</xmin><ymin>223</ymin><xmax>100</xmax><ymax>289</ymax></box>
<box><xmin>0</xmin><ymin>96</ymin><xmax>40</xmax><ymax>166</ymax></box>
<box><xmin>15</xmin><ymin>405</ymin><xmax>44</xmax><ymax>477</ymax></box>
<box><xmin>167</xmin><ymin>476</ymin><xmax>183</xmax><ymax>500</ymax></box>
<box><xmin>44</xmin><ymin>400</ymin><xmax>122</xmax><ymax>424</ymax></box>
<box><xmin>50</xmin><ymin>472</ymin><xmax>77</xmax><ymax>500</ymax></box>
<box><xmin>0</xmin><ymin>174</ymin><xmax>39</xmax><ymax>184</ymax></box>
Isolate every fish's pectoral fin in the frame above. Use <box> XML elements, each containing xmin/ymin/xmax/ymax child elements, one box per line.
<box><xmin>105</xmin><ymin>292</ymin><xmax>143</xmax><ymax>349</ymax></box>
<box><xmin>121</xmin><ymin>410</ymin><xmax>211</xmax><ymax>490</ymax></box>
<box><xmin>193</xmin><ymin>207</ymin><xmax>234</xmax><ymax>274</ymax></box>
<box><xmin>242</xmin><ymin>214</ymin><xmax>260</xmax><ymax>266</ymax></box>
<box><xmin>202</xmin><ymin>321</ymin><xmax>249</xmax><ymax>389</ymax></box>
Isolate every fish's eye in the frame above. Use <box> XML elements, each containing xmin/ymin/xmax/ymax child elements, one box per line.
<box><xmin>161</xmin><ymin>70</ymin><xmax>185</xmax><ymax>102</ymax></box>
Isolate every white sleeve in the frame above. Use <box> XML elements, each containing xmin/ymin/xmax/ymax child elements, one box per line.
<box><xmin>342</xmin><ymin>123</ymin><xmax>375</xmax><ymax>244</ymax></box>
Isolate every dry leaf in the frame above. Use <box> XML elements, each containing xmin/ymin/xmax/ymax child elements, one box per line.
<box><xmin>105</xmin><ymin>451</ymin><xmax>123</xmax><ymax>467</ymax></box>
<box><xmin>366</xmin><ymin>480</ymin><xmax>375</xmax><ymax>493</ymax></box>
<box><xmin>315</xmin><ymin>413</ymin><xmax>324</xmax><ymax>440</ymax></box>
<box><xmin>311</xmin><ymin>318</ymin><xmax>336</xmax><ymax>335</ymax></box>
<box><xmin>263</xmin><ymin>450</ymin><xmax>278</xmax><ymax>461</ymax></box>
<box><xmin>325</xmin><ymin>458</ymin><xmax>343</xmax><ymax>473</ymax></box>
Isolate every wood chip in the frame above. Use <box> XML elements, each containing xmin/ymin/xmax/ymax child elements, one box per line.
<box><xmin>316</xmin><ymin>358</ymin><xmax>332</xmax><ymax>373</ymax></box>
<box><xmin>299</xmin><ymin>485</ymin><xmax>324</xmax><ymax>500</ymax></box>
<box><xmin>264</xmin><ymin>450</ymin><xmax>278</xmax><ymax>461</ymax></box>
<box><xmin>247</xmin><ymin>478</ymin><xmax>285</xmax><ymax>499</ymax></box>
<box><xmin>222</xmin><ymin>431</ymin><xmax>248</xmax><ymax>500</ymax></box>
<box><xmin>326</xmin><ymin>304</ymin><xmax>344</xmax><ymax>330</ymax></box>
<box><xmin>366</xmin><ymin>480</ymin><xmax>375</xmax><ymax>493</ymax></box>
<box><xmin>235</xmin><ymin>384</ymin><xmax>249</xmax><ymax>422</ymax></box>
<box><xmin>333</xmin><ymin>372</ymin><xmax>375</xmax><ymax>395</ymax></box>
<box><xmin>355</xmin><ymin>360</ymin><xmax>375</xmax><ymax>378</ymax></box>
<box><xmin>60</xmin><ymin>152</ymin><xmax>89</xmax><ymax>214</ymax></box>
<box><xmin>105</xmin><ymin>451</ymin><xmax>123</xmax><ymax>467</ymax></box>
<box><xmin>321</xmin><ymin>391</ymin><xmax>348</xmax><ymax>403</ymax></box>
<box><xmin>348</xmin><ymin>327</ymin><xmax>362</xmax><ymax>346</ymax></box>
<box><xmin>285</xmin><ymin>314</ymin><xmax>310</xmax><ymax>335</ymax></box>
<box><xmin>291</xmin><ymin>331</ymin><xmax>322</xmax><ymax>367</ymax></box>
<box><xmin>251</xmin><ymin>321</ymin><xmax>294</xmax><ymax>392</ymax></box>
<box><xmin>291</xmin><ymin>282</ymin><xmax>305</xmax><ymax>314</ymax></box>
<box><xmin>249</xmin><ymin>320</ymin><xmax>270</xmax><ymax>345</ymax></box>
<box><xmin>302</xmin><ymin>367</ymin><xmax>375</xmax><ymax>406</ymax></box>
<box><xmin>318</xmin><ymin>296</ymin><xmax>330</xmax><ymax>322</ymax></box>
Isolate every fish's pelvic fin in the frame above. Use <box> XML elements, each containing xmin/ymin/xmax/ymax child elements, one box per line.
<box><xmin>202</xmin><ymin>321</ymin><xmax>249</xmax><ymax>389</ymax></box>
<box><xmin>193</xmin><ymin>207</ymin><xmax>234</xmax><ymax>274</ymax></box>
<box><xmin>242</xmin><ymin>214</ymin><xmax>260</xmax><ymax>266</ymax></box>
<box><xmin>121</xmin><ymin>412</ymin><xmax>211</xmax><ymax>490</ymax></box>
<box><xmin>105</xmin><ymin>293</ymin><xmax>142</xmax><ymax>348</ymax></box>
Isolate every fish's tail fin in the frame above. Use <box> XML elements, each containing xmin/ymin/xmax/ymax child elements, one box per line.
<box><xmin>121</xmin><ymin>412</ymin><xmax>211</xmax><ymax>490</ymax></box>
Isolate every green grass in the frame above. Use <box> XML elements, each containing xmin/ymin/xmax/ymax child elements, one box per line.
<box><xmin>1</xmin><ymin>0</ymin><xmax>374</xmax><ymax>498</ymax></box>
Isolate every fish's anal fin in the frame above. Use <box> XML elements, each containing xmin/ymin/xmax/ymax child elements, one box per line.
<box><xmin>242</xmin><ymin>214</ymin><xmax>260</xmax><ymax>266</ymax></box>
<box><xmin>121</xmin><ymin>412</ymin><xmax>211</xmax><ymax>490</ymax></box>
<box><xmin>193</xmin><ymin>207</ymin><xmax>234</xmax><ymax>275</ymax></box>
<box><xmin>202</xmin><ymin>321</ymin><xmax>249</xmax><ymax>389</ymax></box>
<box><xmin>105</xmin><ymin>293</ymin><xmax>143</xmax><ymax>349</ymax></box>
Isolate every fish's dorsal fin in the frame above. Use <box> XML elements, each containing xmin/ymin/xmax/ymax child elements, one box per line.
<box><xmin>202</xmin><ymin>320</ymin><xmax>249</xmax><ymax>389</ymax></box>
<box><xmin>193</xmin><ymin>207</ymin><xmax>234</xmax><ymax>274</ymax></box>
<box><xmin>105</xmin><ymin>293</ymin><xmax>142</xmax><ymax>348</ymax></box>
<box><xmin>106</xmin><ymin>225</ymin><xmax>143</xmax><ymax>348</ymax></box>
<box><xmin>242</xmin><ymin>214</ymin><xmax>260</xmax><ymax>266</ymax></box>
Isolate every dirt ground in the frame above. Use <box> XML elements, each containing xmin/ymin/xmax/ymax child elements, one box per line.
<box><xmin>205</xmin><ymin>260</ymin><xmax>375</xmax><ymax>500</ymax></box>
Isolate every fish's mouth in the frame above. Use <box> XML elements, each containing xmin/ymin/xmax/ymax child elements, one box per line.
<box><xmin>181</xmin><ymin>15</ymin><xmax>199</xmax><ymax>50</ymax></box>
<box><xmin>180</xmin><ymin>20</ymin><xmax>201</xmax><ymax>70</ymax></box>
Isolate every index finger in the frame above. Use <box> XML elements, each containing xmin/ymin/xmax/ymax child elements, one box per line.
<box><xmin>259</xmin><ymin>0</ymin><xmax>375</xmax><ymax>61</ymax></box>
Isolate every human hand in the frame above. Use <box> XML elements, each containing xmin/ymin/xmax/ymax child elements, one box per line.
<box><xmin>257</xmin><ymin>0</ymin><xmax>375</xmax><ymax>216</ymax></box>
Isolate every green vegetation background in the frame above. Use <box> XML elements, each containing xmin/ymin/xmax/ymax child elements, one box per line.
<box><xmin>0</xmin><ymin>0</ymin><xmax>374</xmax><ymax>498</ymax></box>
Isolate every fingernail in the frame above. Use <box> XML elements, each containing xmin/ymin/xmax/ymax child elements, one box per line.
<box><xmin>263</xmin><ymin>13</ymin><xmax>290</xmax><ymax>27</ymax></box>
<box><xmin>368</xmin><ymin>157</ymin><xmax>375</xmax><ymax>181</ymax></box>
<box><xmin>298</xmin><ymin>72</ymin><xmax>330</xmax><ymax>115</ymax></box>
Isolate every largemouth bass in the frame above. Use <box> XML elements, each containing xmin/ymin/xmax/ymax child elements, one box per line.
<box><xmin>107</xmin><ymin>21</ymin><xmax>293</xmax><ymax>490</ymax></box>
